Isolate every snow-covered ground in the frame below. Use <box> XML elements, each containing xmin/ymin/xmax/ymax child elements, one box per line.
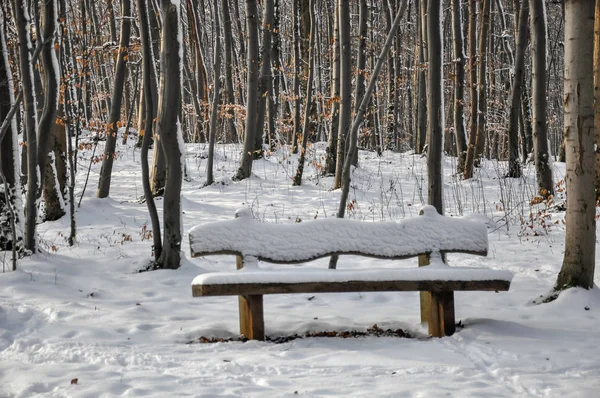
<box><xmin>1</xmin><ymin>139</ymin><xmax>600</xmax><ymax>397</ymax></box>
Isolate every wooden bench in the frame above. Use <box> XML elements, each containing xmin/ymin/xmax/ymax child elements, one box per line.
<box><xmin>189</xmin><ymin>206</ymin><xmax>512</xmax><ymax>340</ymax></box>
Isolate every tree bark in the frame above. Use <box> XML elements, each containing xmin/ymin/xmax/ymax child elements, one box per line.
<box><xmin>594</xmin><ymin>0</ymin><xmax>600</xmax><ymax>196</ymax></box>
<box><xmin>333</xmin><ymin>0</ymin><xmax>351</xmax><ymax>190</ymax></box>
<box><xmin>463</xmin><ymin>0</ymin><xmax>478</xmax><ymax>179</ymax></box>
<box><xmin>97</xmin><ymin>0</ymin><xmax>131</xmax><ymax>198</ymax></box>
<box><xmin>253</xmin><ymin>0</ymin><xmax>274</xmax><ymax>158</ymax></box>
<box><xmin>556</xmin><ymin>0</ymin><xmax>596</xmax><ymax>291</ymax></box>
<box><xmin>206</xmin><ymin>0</ymin><xmax>222</xmax><ymax>186</ymax></box>
<box><xmin>0</xmin><ymin>9</ymin><xmax>24</xmax><ymax>254</ymax></box>
<box><xmin>530</xmin><ymin>0</ymin><xmax>553</xmax><ymax>195</ymax></box>
<box><xmin>13</xmin><ymin>0</ymin><xmax>39</xmax><ymax>252</ymax></box>
<box><xmin>137</xmin><ymin>0</ymin><xmax>162</xmax><ymax>260</ymax></box>
<box><xmin>507</xmin><ymin>0</ymin><xmax>529</xmax><ymax>178</ymax></box>
<box><xmin>156</xmin><ymin>0</ymin><xmax>183</xmax><ymax>270</ymax></box>
<box><xmin>427</xmin><ymin>0</ymin><xmax>444</xmax><ymax>214</ymax></box>
<box><xmin>292</xmin><ymin>0</ymin><xmax>315</xmax><ymax>187</ymax></box>
<box><xmin>234</xmin><ymin>0</ymin><xmax>260</xmax><ymax>180</ymax></box>
<box><xmin>474</xmin><ymin>0</ymin><xmax>491</xmax><ymax>166</ymax></box>
<box><xmin>222</xmin><ymin>0</ymin><xmax>238</xmax><ymax>143</ymax></box>
<box><xmin>451</xmin><ymin>0</ymin><xmax>467</xmax><ymax>174</ymax></box>
<box><xmin>325</xmin><ymin>0</ymin><xmax>340</xmax><ymax>175</ymax></box>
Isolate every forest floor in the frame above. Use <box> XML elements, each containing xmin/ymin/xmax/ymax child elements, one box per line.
<box><xmin>1</xmin><ymin>138</ymin><xmax>600</xmax><ymax>397</ymax></box>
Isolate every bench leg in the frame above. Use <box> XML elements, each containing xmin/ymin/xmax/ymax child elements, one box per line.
<box><xmin>238</xmin><ymin>295</ymin><xmax>265</xmax><ymax>340</ymax></box>
<box><xmin>428</xmin><ymin>291</ymin><xmax>455</xmax><ymax>337</ymax></box>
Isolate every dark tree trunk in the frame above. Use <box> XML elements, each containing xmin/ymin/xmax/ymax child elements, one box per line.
<box><xmin>235</xmin><ymin>0</ymin><xmax>260</xmax><ymax>180</ymax></box>
<box><xmin>137</xmin><ymin>0</ymin><xmax>162</xmax><ymax>260</ymax></box>
<box><xmin>507</xmin><ymin>0</ymin><xmax>529</xmax><ymax>178</ymax></box>
<box><xmin>97</xmin><ymin>0</ymin><xmax>131</xmax><ymax>198</ymax></box>
<box><xmin>156</xmin><ymin>0</ymin><xmax>183</xmax><ymax>270</ymax></box>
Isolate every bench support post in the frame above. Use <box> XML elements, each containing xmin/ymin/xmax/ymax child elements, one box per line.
<box><xmin>428</xmin><ymin>291</ymin><xmax>455</xmax><ymax>337</ymax></box>
<box><xmin>418</xmin><ymin>253</ymin><xmax>431</xmax><ymax>324</ymax></box>
<box><xmin>237</xmin><ymin>254</ymin><xmax>265</xmax><ymax>340</ymax></box>
<box><xmin>238</xmin><ymin>294</ymin><xmax>265</xmax><ymax>340</ymax></box>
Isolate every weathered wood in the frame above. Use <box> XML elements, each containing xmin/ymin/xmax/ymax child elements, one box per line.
<box><xmin>428</xmin><ymin>291</ymin><xmax>455</xmax><ymax>337</ymax></box>
<box><xmin>238</xmin><ymin>294</ymin><xmax>264</xmax><ymax>340</ymax></box>
<box><xmin>418</xmin><ymin>253</ymin><xmax>431</xmax><ymax>325</ymax></box>
<box><xmin>192</xmin><ymin>279</ymin><xmax>511</xmax><ymax>297</ymax></box>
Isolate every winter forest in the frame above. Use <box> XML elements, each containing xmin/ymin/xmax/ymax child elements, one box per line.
<box><xmin>1</xmin><ymin>0</ymin><xmax>600</xmax><ymax>396</ymax></box>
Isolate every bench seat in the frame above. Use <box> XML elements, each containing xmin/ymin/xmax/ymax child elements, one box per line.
<box><xmin>192</xmin><ymin>267</ymin><xmax>512</xmax><ymax>296</ymax></box>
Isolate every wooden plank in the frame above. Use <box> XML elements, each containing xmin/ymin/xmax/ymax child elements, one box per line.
<box><xmin>418</xmin><ymin>253</ymin><xmax>431</xmax><ymax>324</ymax></box>
<box><xmin>238</xmin><ymin>294</ymin><xmax>264</xmax><ymax>340</ymax></box>
<box><xmin>193</xmin><ymin>279</ymin><xmax>511</xmax><ymax>297</ymax></box>
<box><xmin>428</xmin><ymin>291</ymin><xmax>455</xmax><ymax>337</ymax></box>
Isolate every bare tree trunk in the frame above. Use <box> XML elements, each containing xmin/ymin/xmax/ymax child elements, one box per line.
<box><xmin>0</xmin><ymin>9</ymin><xmax>24</xmax><ymax>255</ymax></box>
<box><xmin>594</xmin><ymin>0</ymin><xmax>600</xmax><ymax>196</ymax></box>
<box><xmin>222</xmin><ymin>0</ymin><xmax>238</xmax><ymax>143</ymax></box>
<box><xmin>555</xmin><ymin>0</ymin><xmax>596</xmax><ymax>291</ymax></box>
<box><xmin>325</xmin><ymin>0</ymin><xmax>340</xmax><ymax>175</ymax></box>
<box><xmin>37</xmin><ymin>0</ymin><xmax>63</xmax><ymax>221</ymax></box>
<box><xmin>156</xmin><ymin>0</ymin><xmax>183</xmax><ymax>270</ymax></box>
<box><xmin>451</xmin><ymin>0</ymin><xmax>467</xmax><ymax>174</ymax></box>
<box><xmin>254</xmin><ymin>0</ymin><xmax>274</xmax><ymax>158</ymax></box>
<box><xmin>415</xmin><ymin>0</ymin><xmax>428</xmax><ymax>154</ymax></box>
<box><xmin>530</xmin><ymin>0</ymin><xmax>553</xmax><ymax>195</ymax></box>
<box><xmin>427</xmin><ymin>0</ymin><xmax>444</xmax><ymax>214</ymax></box>
<box><xmin>292</xmin><ymin>0</ymin><xmax>315</xmax><ymax>186</ymax></box>
<box><xmin>234</xmin><ymin>0</ymin><xmax>260</xmax><ymax>180</ymax></box>
<box><xmin>507</xmin><ymin>0</ymin><xmax>529</xmax><ymax>178</ymax></box>
<box><xmin>137</xmin><ymin>0</ymin><xmax>162</xmax><ymax>260</ymax></box>
<box><xmin>474</xmin><ymin>0</ymin><xmax>491</xmax><ymax>166</ymax></box>
<box><xmin>13</xmin><ymin>0</ymin><xmax>39</xmax><ymax>252</ymax></box>
<box><xmin>291</xmin><ymin>0</ymin><xmax>302</xmax><ymax>153</ymax></box>
<box><xmin>97</xmin><ymin>0</ymin><xmax>131</xmax><ymax>198</ymax></box>
<box><xmin>206</xmin><ymin>0</ymin><xmax>222</xmax><ymax>186</ymax></box>
<box><xmin>333</xmin><ymin>0</ymin><xmax>351</xmax><ymax>190</ymax></box>
<box><xmin>463</xmin><ymin>0</ymin><xmax>478</xmax><ymax>179</ymax></box>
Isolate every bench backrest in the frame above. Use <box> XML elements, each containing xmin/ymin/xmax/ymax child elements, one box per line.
<box><xmin>189</xmin><ymin>205</ymin><xmax>488</xmax><ymax>264</ymax></box>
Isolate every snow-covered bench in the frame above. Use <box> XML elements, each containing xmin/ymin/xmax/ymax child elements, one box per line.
<box><xmin>189</xmin><ymin>206</ymin><xmax>512</xmax><ymax>340</ymax></box>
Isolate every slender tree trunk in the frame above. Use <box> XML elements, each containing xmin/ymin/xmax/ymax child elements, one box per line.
<box><xmin>97</xmin><ymin>0</ymin><xmax>131</xmax><ymax>198</ymax></box>
<box><xmin>463</xmin><ymin>0</ymin><xmax>478</xmax><ymax>179</ymax></box>
<box><xmin>325</xmin><ymin>0</ymin><xmax>340</xmax><ymax>174</ymax></box>
<box><xmin>474</xmin><ymin>0</ymin><xmax>491</xmax><ymax>166</ymax></box>
<box><xmin>222</xmin><ymin>0</ymin><xmax>238</xmax><ymax>143</ymax></box>
<box><xmin>0</xmin><ymin>9</ymin><xmax>24</xmax><ymax>254</ymax></box>
<box><xmin>427</xmin><ymin>0</ymin><xmax>444</xmax><ymax>214</ymax></box>
<box><xmin>206</xmin><ymin>0</ymin><xmax>222</xmax><ymax>186</ymax></box>
<box><xmin>292</xmin><ymin>0</ymin><xmax>315</xmax><ymax>186</ymax></box>
<box><xmin>291</xmin><ymin>0</ymin><xmax>302</xmax><ymax>153</ymax></box>
<box><xmin>234</xmin><ymin>0</ymin><xmax>260</xmax><ymax>180</ymax></box>
<box><xmin>594</xmin><ymin>0</ymin><xmax>600</xmax><ymax>196</ymax></box>
<box><xmin>507</xmin><ymin>0</ymin><xmax>529</xmax><ymax>178</ymax></box>
<box><xmin>555</xmin><ymin>0</ymin><xmax>596</xmax><ymax>291</ymax></box>
<box><xmin>415</xmin><ymin>0</ymin><xmax>428</xmax><ymax>154</ymax></box>
<box><xmin>451</xmin><ymin>0</ymin><xmax>467</xmax><ymax>174</ymax></box>
<box><xmin>156</xmin><ymin>0</ymin><xmax>183</xmax><ymax>270</ymax></box>
<box><xmin>37</xmin><ymin>0</ymin><xmax>63</xmax><ymax>221</ymax></box>
<box><xmin>254</xmin><ymin>0</ymin><xmax>274</xmax><ymax>158</ymax></box>
<box><xmin>530</xmin><ymin>0</ymin><xmax>553</xmax><ymax>195</ymax></box>
<box><xmin>137</xmin><ymin>0</ymin><xmax>162</xmax><ymax>260</ymax></box>
<box><xmin>333</xmin><ymin>0</ymin><xmax>351</xmax><ymax>190</ymax></box>
<box><xmin>13</xmin><ymin>0</ymin><xmax>39</xmax><ymax>252</ymax></box>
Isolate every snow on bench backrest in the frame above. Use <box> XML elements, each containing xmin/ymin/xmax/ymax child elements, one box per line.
<box><xmin>189</xmin><ymin>205</ymin><xmax>488</xmax><ymax>264</ymax></box>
